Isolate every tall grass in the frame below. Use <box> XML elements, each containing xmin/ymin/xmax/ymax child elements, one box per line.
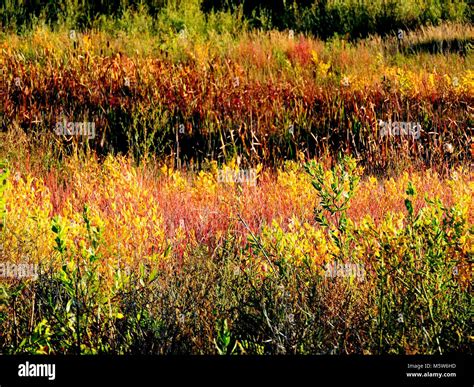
<box><xmin>1</xmin><ymin>23</ymin><xmax>472</xmax><ymax>172</ymax></box>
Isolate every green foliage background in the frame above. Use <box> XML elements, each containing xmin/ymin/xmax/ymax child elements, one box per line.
<box><xmin>1</xmin><ymin>0</ymin><xmax>471</xmax><ymax>38</ymax></box>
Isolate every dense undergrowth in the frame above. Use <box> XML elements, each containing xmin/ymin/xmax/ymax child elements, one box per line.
<box><xmin>0</xmin><ymin>154</ymin><xmax>472</xmax><ymax>354</ymax></box>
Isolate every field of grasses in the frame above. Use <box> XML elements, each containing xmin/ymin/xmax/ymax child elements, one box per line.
<box><xmin>0</xmin><ymin>1</ymin><xmax>472</xmax><ymax>355</ymax></box>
